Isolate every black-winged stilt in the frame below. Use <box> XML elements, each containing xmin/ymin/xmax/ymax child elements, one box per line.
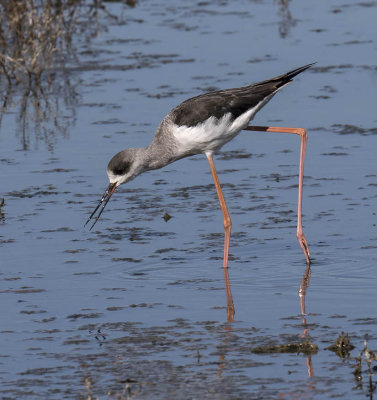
<box><xmin>85</xmin><ymin>64</ymin><xmax>313</xmax><ymax>267</ymax></box>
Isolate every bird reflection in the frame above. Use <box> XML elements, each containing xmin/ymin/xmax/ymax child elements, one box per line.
<box><xmin>223</xmin><ymin>266</ymin><xmax>235</xmax><ymax>323</ymax></box>
<box><xmin>275</xmin><ymin>265</ymin><xmax>316</xmax><ymax>399</ymax></box>
<box><xmin>299</xmin><ymin>263</ymin><xmax>314</xmax><ymax>377</ymax></box>
<box><xmin>299</xmin><ymin>263</ymin><xmax>311</xmax><ymax>336</ymax></box>
<box><xmin>216</xmin><ymin>266</ymin><xmax>235</xmax><ymax>377</ymax></box>
<box><xmin>217</xmin><ymin>264</ymin><xmax>316</xmax><ymax>380</ymax></box>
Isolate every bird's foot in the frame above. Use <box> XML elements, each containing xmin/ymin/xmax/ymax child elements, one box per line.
<box><xmin>297</xmin><ymin>232</ymin><xmax>311</xmax><ymax>265</ymax></box>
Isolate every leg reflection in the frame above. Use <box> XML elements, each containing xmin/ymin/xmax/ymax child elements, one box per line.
<box><xmin>223</xmin><ymin>267</ymin><xmax>235</xmax><ymax>322</ymax></box>
<box><xmin>299</xmin><ymin>263</ymin><xmax>311</xmax><ymax>330</ymax></box>
<box><xmin>217</xmin><ymin>267</ymin><xmax>235</xmax><ymax>377</ymax></box>
<box><xmin>299</xmin><ymin>263</ymin><xmax>314</xmax><ymax>377</ymax></box>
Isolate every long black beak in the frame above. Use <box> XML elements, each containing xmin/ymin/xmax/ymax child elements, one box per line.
<box><xmin>85</xmin><ymin>182</ymin><xmax>117</xmax><ymax>230</ymax></box>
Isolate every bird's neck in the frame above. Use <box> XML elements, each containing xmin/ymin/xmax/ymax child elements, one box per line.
<box><xmin>130</xmin><ymin>142</ymin><xmax>175</xmax><ymax>176</ymax></box>
<box><xmin>144</xmin><ymin>122</ymin><xmax>178</xmax><ymax>170</ymax></box>
<box><xmin>144</xmin><ymin>141</ymin><xmax>175</xmax><ymax>171</ymax></box>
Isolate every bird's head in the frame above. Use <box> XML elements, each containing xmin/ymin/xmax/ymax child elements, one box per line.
<box><xmin>85</xmin><ymin>148</ymin><xmax>147</xmax><ymax>230</ymax></box>
<box><xmin>106</xmin><ymin>148</ymin><xmax>146</xmax><ymax>186</ymax></box>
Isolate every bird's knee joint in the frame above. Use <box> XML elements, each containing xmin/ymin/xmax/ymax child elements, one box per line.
<box><xmin>297</xmin><ymin>128</ymin><xmax>307</xmax><ymax>141</ymax></box>
<box><xmin>224</xmin><ymin>217</ymin><xmax>232</xmax><ymax>230</ymax></box>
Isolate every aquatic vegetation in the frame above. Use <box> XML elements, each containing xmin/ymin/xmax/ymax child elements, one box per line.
<box><xmin>0</xmin><ymin>0</ymin><xmax>78</xmax><ymax>84</ymax></box>
<box><xmin>327</xmin><ymin>331</ymin><xmax>355</xmax><ymax>358</ymax></box>
<box><xmin>0</xmin><ymin>0</ymin><xmax>125</xmax><ymax>150</ymax></box>
<box><xmin>252</xmin><ymin>340</ymin><xmax>318</xmax><ymax>355</ymax></box>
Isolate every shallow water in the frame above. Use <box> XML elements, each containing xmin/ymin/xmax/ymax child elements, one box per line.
<box><xmin>1</xmin><ymin>0</ymin><xmax>377</xmax><ymax>398</ymax></box>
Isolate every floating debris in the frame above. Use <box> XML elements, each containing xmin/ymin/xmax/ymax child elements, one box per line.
<box><xmin>163</xmin><ymin>212</ymin><xmax>172</xmax><ymax>222</ymax></box>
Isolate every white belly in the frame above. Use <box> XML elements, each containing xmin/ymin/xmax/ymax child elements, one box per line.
<box><xmin>172</xmin><ymin>107</ymin><xmax>255</xmax><ymax>156</ymax></box>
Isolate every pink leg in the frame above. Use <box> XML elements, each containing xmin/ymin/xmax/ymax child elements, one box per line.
<box><xmin>243</xmin><ymin>125</ymin><xmax>311</xmax><ymax>264</ymax></box>
<box><xmin>206</xmin><ymin>152</ymin><xmax>231</xmax><ymax>269</ymax></box>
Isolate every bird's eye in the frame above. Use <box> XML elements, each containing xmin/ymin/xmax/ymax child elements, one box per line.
<box><xmin>112</xmin><ymin>162</ymin><xmax>130</xmax><ymax>176</ymax></box>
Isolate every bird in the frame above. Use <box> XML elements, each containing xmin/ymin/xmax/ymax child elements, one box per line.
<box><xmin>85</xmin><ymin>63</ymin><xmax>313</xmax><ymax>267</ymax></box>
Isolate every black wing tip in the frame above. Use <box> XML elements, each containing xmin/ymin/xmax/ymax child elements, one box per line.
<box><xmin>284</xmin><ymin>62</ymin><xmax>316</xmax><ymax>80</ymax></box>
<box><xmin>252</xmin><ymin>62</ymin><xmax>316</xmax><ymax>89</ymax></box>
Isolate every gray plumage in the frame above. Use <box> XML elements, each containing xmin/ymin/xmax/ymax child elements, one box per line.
<box><xmin>108</xmin><ymin>63</ymin><xmax>313</xmax><ymax>181</ymax></box>
<box><xmin>86</xmin><ymin>63</ymin><xmax>313</xmax><ymax>230</ymax></box>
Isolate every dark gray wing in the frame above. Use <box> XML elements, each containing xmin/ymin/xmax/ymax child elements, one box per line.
<box><xmin>169</xmin><ymin>63</ymin><xmax>313</xmax><ymax>127</ymax></box>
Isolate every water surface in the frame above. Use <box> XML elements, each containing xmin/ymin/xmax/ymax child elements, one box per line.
<box><xmin>1</xmin><ymin>0</ymin><xmax>376</xmax><ymax>398</ymax></box>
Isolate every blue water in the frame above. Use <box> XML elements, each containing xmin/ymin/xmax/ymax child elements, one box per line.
<box><xmin>1</xmin><ymin>0</ymin><xmax>376</xmax><ymax>398</ymax></box>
